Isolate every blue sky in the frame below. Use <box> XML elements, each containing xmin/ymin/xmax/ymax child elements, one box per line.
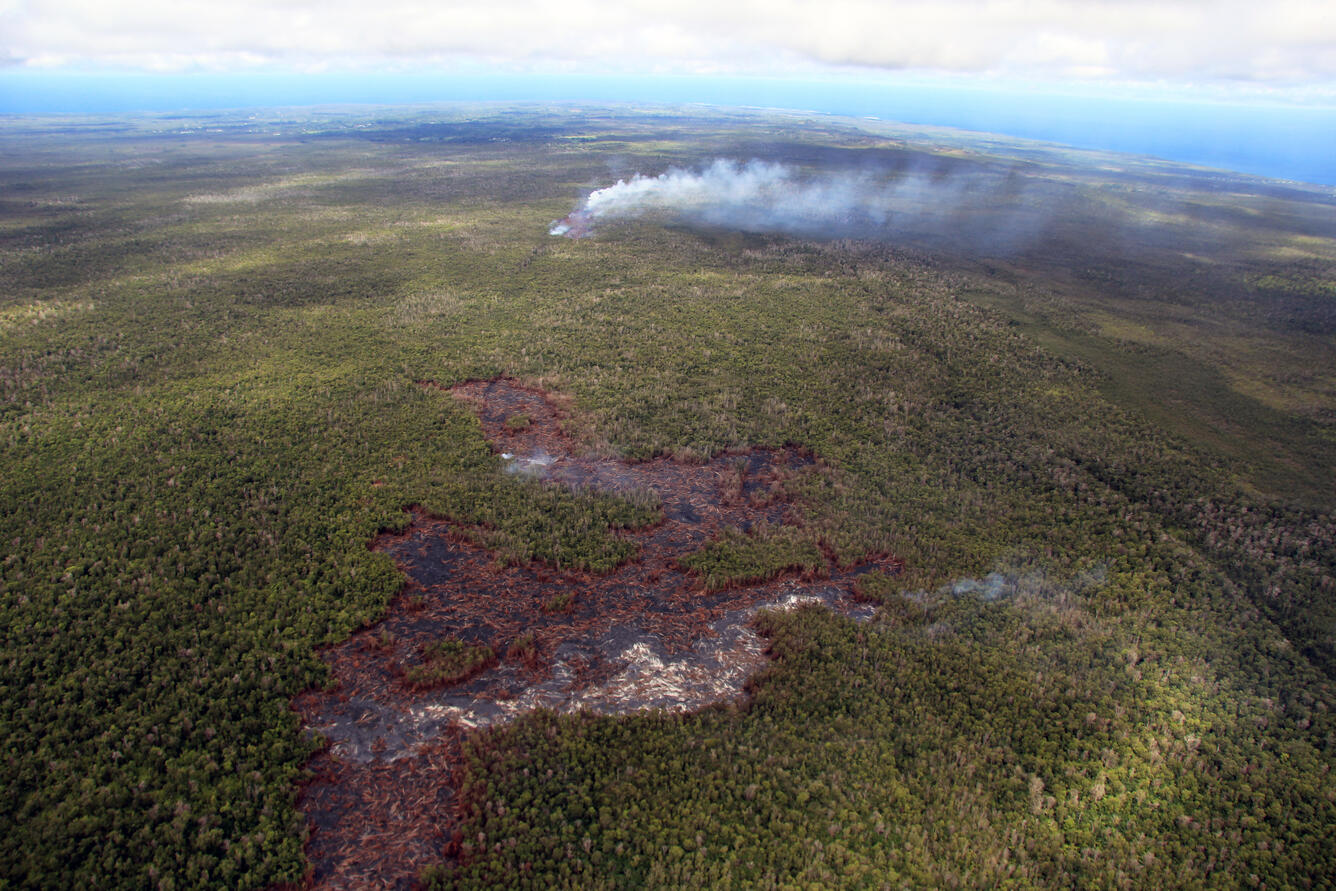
<box><xmin>2</xmin><ymin>1</ymin><xmax>1334</xmax><ymax>184</ymax></box>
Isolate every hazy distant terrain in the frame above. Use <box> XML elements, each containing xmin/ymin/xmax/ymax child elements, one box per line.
<box><xmin>2</xmin><ymin>105</ymin><xmax>1334</xmax><ymax>888</ymax></box>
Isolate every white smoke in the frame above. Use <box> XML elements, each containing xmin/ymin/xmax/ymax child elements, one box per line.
<box><xmin>585</xmin><ymin>159</ymin><xmax>798</xmax><ymax>222</ymax></box>
<box><xmin>550</xmin><ymin>158</ymin><xmax>1015</xmax><ymax>243</ymax></box>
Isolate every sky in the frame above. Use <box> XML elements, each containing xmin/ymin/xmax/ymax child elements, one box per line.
<box><xmin>2</xmin><ymin>0</ymin><xmax>1335</xmax><ymax>184</ymax></box>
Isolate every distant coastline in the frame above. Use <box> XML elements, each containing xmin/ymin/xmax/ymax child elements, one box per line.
<box><xmin>3</xmin><ymin>71</ymin><xmax>1334</xmax><ymax>186</ymax></box>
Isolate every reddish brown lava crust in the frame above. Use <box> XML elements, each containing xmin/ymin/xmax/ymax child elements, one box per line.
<box><xmin>292</xmin><ymin>378</ymin><xmax>900</xmax><ymax>889</ymax></box>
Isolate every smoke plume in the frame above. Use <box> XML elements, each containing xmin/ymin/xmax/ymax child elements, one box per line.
<box><xmin>547</xmin><ymin>157</ymin><xmax>1058</xmax><ymax>251</ymax></box>
<box><xmin>554</xmin><ymin>159</ymin><xmax>861</xmax><ymax>237</ymax></box>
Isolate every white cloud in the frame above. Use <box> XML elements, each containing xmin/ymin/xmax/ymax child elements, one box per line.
<box><xmin>3</xmin><ymin>0</ymin><xmax>1335</xmax><ymax>85</ymax></box>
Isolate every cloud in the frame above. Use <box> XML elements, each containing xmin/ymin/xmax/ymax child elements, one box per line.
<box><xmin>3</xmin><ymin>0</ymin><xmax>1335</xmax><ymax>85</ymax></box>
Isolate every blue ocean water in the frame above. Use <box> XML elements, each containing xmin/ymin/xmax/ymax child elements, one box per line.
<box><xmin>2</xmin><ymin>71</ymin><xmax>1332</xmax><ymax>186</ymax></box>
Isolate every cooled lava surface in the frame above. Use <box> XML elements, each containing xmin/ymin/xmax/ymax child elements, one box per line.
<box><xmin>292</xmin><ymin>378</ymin><xmax>898</xmax><ymax>889</ymax></box>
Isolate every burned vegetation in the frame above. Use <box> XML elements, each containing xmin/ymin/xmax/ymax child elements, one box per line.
<box><xmin>294</xmin><ymin>378</ymin><xmax>892</xmax><ymax>887</ymax></box>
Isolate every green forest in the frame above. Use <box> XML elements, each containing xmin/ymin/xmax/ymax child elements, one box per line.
<box><xmin>1</xmin><ymin>106</ymin><xmax>1334</xmax><ymax>888</ymax></box>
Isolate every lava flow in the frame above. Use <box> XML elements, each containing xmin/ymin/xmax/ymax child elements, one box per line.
<box><xmin>291</xmin><ymin>378</ymin><xmax>899</xmax><ymax>888</ymax></box>
<box><xmin>548</xmin><ymin>209</ymin><xmax>593</xmax><ymax>238</ymax></box>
